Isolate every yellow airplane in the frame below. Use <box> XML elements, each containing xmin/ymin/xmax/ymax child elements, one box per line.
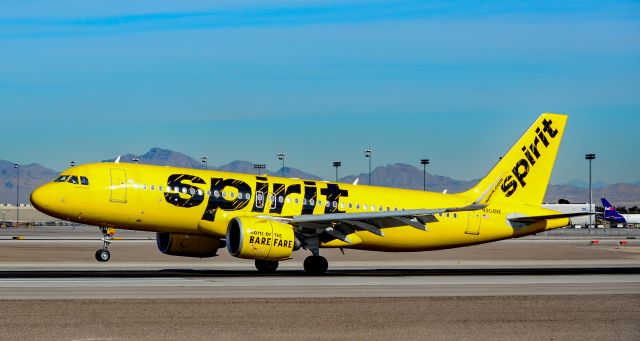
<box><xmin>30</xmin><ymin>113</ymin><xmax>589</xmax><ymax>274</ymax></box>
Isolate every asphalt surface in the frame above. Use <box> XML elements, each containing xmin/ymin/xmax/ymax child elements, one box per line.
<box><xmin>0</xmin><ymin>226</ymin><xmax>638</xmax><ymax>340</ymax></box>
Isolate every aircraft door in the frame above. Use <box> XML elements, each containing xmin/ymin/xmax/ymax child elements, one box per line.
<box><xmin>110</xmin><ymin>168</ymin><xmax>127</xmax><ymax>203</ymax></box>
<box><xmin>465</xmin><ymin>211</ymin><xmax>481</xmax><ymax>235</ymax></box>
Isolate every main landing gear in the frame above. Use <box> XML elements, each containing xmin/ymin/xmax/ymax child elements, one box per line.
<box><xmin>255</xmin><ymin>260</ymin><xmax>279</xmax><ymax>273</ymax></box>
<box><xmin>301</xmin><ymin>235</ymin><xmax>329</xmax><ymax>275</ymax></box>
<box><xmin>95</xmin><ymin>227</ymin><xmax>114</xmax><ymax>262</ymax></box>
<box><xmin>303</xmin><ymin>255</ymin><xmax>328</xmax><ymax>275</ymax></box>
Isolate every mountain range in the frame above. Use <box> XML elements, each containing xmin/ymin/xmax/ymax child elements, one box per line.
<box><xmin>2</xmin><ymin>147</ymin><xmax>639</xmax><ymax>207</ymax></box>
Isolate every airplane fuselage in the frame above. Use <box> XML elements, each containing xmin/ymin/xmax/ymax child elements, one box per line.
<box><xmin>31</xmin><ymin>162</ymin><xmax>567</xmax><ymax>252</ymax></box>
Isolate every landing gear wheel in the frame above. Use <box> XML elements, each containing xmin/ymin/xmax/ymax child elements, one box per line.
<box><xmin>303</xmin><ymin>255</ymin><xmax>328</xmax><ymax>275</ymax></box>
<box><xmin>95</xmin><ymin>226</ymin><xmax>114</xmax><ymax>262</ymax></box>
<box><xmin>95</xmin><ymin>249</ymin><xmax>111</xmax><ymax>262</ymax></box>
<box><xmin>255</xmin><ymin>260</ymin><xmax>279</xmax><ymax>273</ymax></box>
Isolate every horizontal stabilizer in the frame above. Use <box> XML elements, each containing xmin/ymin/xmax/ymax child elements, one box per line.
<box><xmin>508</xmin><ymin>212</ymin><xmax>594</xmax><ymax>224</ymax></box>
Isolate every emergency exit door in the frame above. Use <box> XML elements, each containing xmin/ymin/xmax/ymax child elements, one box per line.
<box><xmin>110</xmin><ymin>168</ymin><xmax>127</xmax><ymax>203</ymax></box>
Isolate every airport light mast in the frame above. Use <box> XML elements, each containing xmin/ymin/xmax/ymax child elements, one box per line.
<box><xmin>585</xmin><ymin>153</ymin><xmax>596</xmax><ymax>228</ymax></box>
<box><xmin>13</xmin><ymin>163</ymin><xmax>19</xmax><ymax>226</ymax></box>
<box><xmin>420</xmin><ymin>159</ymin><xmax>430</xmax><ymax>191</ymax></box>
<box><xmin>277</xmin><ymin>152</ymin><xmax>286</xmax><ymax>177</ymax></box>
<box><xmin>333</xmin><ymin>161</ymin><xmax>341</xmax><ymax>182</ymax></box>
<box><xmin>253</xmin><ymin>163</ymin><xmax>266</xmax><ymax>175</ymax></box>
<box><xmin>201</xmin><ymin>155</ymin><xmax>208</xmax><ymax>170</ymax></box>
<box><xmin>364</xmin><ymin>148</ymin><xmax>373</xmax><ymax>185</ymax></box>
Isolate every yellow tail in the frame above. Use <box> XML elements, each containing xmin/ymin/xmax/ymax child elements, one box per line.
<box><xmin>461</xmin><ymin>113</ymin><xmax>568</xmax><ymax>206</ymax></box>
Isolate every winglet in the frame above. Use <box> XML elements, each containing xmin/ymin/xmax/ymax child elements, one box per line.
<box><xmin>352</xmin><ymin>178</ymin><xmax>359</xmax><ymax>185</ymax></box>
<box><xmin>115</xmin><ymin>156</ymin><xmax>121</xmax><ymax>164</ymax></box>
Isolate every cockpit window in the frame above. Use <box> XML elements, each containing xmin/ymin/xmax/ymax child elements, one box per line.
<box><xmin>55</xmin><ymin>175</ymin><xmax>69</xmax><ymax>182</ymax></box>
<box><xmin>68</xmin><ymin>176</ymin><xmax>79</xmax><ymax>184</ymax></box>
<box><xmin>80</xmin><ymin>176</ymin><xmax>89</xmax><ymax>186</ymax></box>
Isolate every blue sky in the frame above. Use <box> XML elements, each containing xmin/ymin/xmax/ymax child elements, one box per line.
<box><xmin>1</xmin><ymin>1</ymin><xmax>639</xmax><ymax>184</ymax></box>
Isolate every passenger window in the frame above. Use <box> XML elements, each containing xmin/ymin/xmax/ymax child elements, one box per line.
<box><xmin>278</xmin><ymin>196</ymin><xmax>283</xmax><ymax>203</ymax></box>
<box><xmin>453</xmin><ymin>213</ymin><xmax>457</xmax><ymax>218</ymax></box>
<box><xmin>214</xmin><ymin>190</ymin><xmax>220</xmax><ymax>198</ymax></box>
<box><xmin>181</xmin><ymin>187</ymin><xmax>187</xmax><ymax>194</ymax></box>
<box><xmin>333</xmin><ymin>201</ymin><xmax>337</xmax><ymax>208</ymax></box>
<box><xmin>189</xmin><ymin>188</ymin><xmax>195</xmax><ymax>195</ymax></box>
<box><xmin>142</xmin><ymin>184</ymin><xmax>147</xmax><ymax>190</ymax></box>
<box><xmin>174</xmin><ymin>186</ymin><xmax>180</xmax><ymax>193</ymax></box>
<box><xmin>54</xmin><ymin>175</ymin><xmax>69</xmax><ymax>182</ymax></box>
<box><xmin>340</xmin><ymin>202</ymin><xmax>345</xmax><ymax>209</ymax></box>
<box><xmin>67</xmin><ymin>176</ymin><xmax>79</xmax><ymax>184</ymax></box>
<box><xmin>294</xmin><ymin>198</ymin><xmax>299</xmax><ymax>204</ymax></box>
<box><xmin>222</xmin><ymin>191</ymin><xmax>227</xmax><ymax>198</ymax></box>
<box><xmin>363</xmin><ymin>204</ymin><xmax>368</xmax><ymax>210</ymax></box>
<box><xmin>245</xmin><ymin>193</ymin><xmax>251</xmax><ymax>200</ymax></box>
<box><xmin>356</xmin><ymin>203</ymin><xmax>361</xmax><ymax>210</ymax></box>
<box><xmin>151</xmin><ymin>185</ymin><xmax>155</xmax><ymax>191</ymax></box>
<box><xmin>286</xmin><ymin>197</ymin><xmax>291</xmax><ymax>203</ymax></box>
<box><xmin>238</xmin><ymin>193</ymin><xmax>243</xmax><ymax>200</ymax></box>
<box><xmin>303</xmin><ymin>198</ymin><xmax>308</xmax><ymax>205</ymax></box>
<box><xmin>80</xmin><ymin>176</ymin><xmax>89</xmax><ymax>186</ymax></box>
<box><xmin>309</xmin><ymin>199</ymin><xmax>315</xmax><ymax>206</ymax></box>
<box><xmin>318</xmin><ymin>200</ymin><xmax>322</xmax><ymax>206</ymax></box>
<box><xmin>446</xmin><ymin>213</ymin><xmax>450</xmax><ymax>218</ymax></box>
<box><xmin>230</xmin><ymin>192</ymin><xmax>235</xmax><ymax>198</ymax></box>
<box><xmin>348</xmin><ymin>203</ymin><xmax>352</xmax><ymax>209</ymax></box>
<box><xmin>325</xmin><ymin>201</ymin><xmax>330</xmax><ymax>208</ymax></box>
<box><xmin>197</xmin><ymin>189</ymin><xmax>203</xmax><ymax>196</ymax></box>
<box><xmin>159</xmin><ymin>185</ymin><xmax>163</xmax><ymax>192</ymax></box>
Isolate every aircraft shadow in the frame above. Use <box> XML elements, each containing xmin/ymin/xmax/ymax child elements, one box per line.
<box><xmin>0</xmin><ymin>267</ymin><xmax>638</xmax><ymax>279</ymax></box>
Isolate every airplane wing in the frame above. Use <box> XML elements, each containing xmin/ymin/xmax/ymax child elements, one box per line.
<box><xmin>508</xmin><ymin>212</ymin><xmax>594</xmax><ymax>224</ymax></box>
<box><xmin>259</xmin><ymin>204</ymin><xmax>486</xmax><ymax>241</ymax></box>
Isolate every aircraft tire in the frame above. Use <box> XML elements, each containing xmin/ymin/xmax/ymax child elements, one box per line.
<box><xmin>303</xmin><ymin>255</ymin><xmax>328</xmax><ymax>275</ymax></box>
<box><xmin>255</xmin><ymin>260</ymin><xmax>279</xmax><ymax>273</ymax></box>
<box><xmin>95</xmin><ymin>249</ymin><xmax>111</xmax><ymax>262</ymax></box>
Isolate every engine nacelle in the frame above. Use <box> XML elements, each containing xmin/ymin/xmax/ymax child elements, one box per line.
<box><xmin>156</xmin><ymin>232</ymin><xmax>223</xmax><ymax>258</ymax></box>
<box><xmin>226</xmin><ymin>216</ymin><xmax>295</xmax><ymax>261</ymax></box>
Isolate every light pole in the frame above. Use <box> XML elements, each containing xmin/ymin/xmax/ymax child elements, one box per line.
<box><xmin>277</xmin><ymin>153</ymin><xmax>286</xmax><ymax>177</ymax></box>
<box><xmin>70</xmin><ymin>160</ymin><xmax>76</xmax><ymax>167</ymax></box>
<box><xmin>253</xmin><ymin>163</ymin><xmax>266</xmax><ymax>175</ymax></box>
<box><xmin>364</xmin><ymin>148</ymin><xmax>372</xmax><ymax>185</ymax></box>
<box><xmin>13</xmin><ymin>163</ymin><xmax>19</xmax><ymax>226</ymax></box>
<box><xmin>585</xmin><ymin>153</ymin><xmax>596</xmax><ymax>228</ymax></box>
<box><xmin>201</xmin><ymin>155</ymin><xmax>208</xmax><ymax>170</ymax></box>
<box><xmin>333</xmin><ymin>161</ymin><xmax>341</xmax><ymax>182</ymax></box>
<box><xmin>420</xmin><ymin>159</ymin><xmax>430</xmax><ymax>191</ymax></box>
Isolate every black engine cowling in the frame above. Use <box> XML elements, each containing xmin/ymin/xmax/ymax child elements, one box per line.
<box><xmin>156</xmin><ymin>232</ymin><xmax>223</xmax><ymax>258</ymax></box>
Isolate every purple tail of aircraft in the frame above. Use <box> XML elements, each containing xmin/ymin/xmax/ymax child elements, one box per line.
<box><xmin>601</xmin><ymin>198</ymin><xmax>626</xmax><ymax>223</ymax></box>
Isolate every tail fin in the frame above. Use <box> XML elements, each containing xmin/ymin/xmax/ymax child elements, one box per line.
<box><xmin>461</xmin><ymin>113</ymin><xmax>568</xmax><ymax>206</ymax></box>
<box><xmin>601</xmin><ymin>198</ymin><xmax>625</xmax><ymax>222</ymax></box>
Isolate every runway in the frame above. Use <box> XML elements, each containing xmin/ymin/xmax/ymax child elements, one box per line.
<box><xmin>0</xmin><ymin>227</ymin><xmax>638</xmax><ymax>340</ymax></box>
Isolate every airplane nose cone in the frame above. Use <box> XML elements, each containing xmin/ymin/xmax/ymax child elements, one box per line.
<box><xmin>30</xmin><ymin>185</ymin><xmax>51</xmax><ymax>214</ymax></box>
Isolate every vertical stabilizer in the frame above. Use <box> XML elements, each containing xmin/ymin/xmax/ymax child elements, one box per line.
<box><xmin>601</xmin><ymin>198</ymin><xmax>626</xmax><ymax>223</ymax></box>
<box><xmin>461</xmin><ymin>113</ymin><xmax>568</xmax><ymax>206</ymax></box>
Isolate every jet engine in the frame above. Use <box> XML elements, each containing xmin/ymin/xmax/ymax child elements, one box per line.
<box><xmin>156</xmin><ymin>232</ymin><xmax>223</xmax><ymax>258</ymax></box>
<box><xmin>226</xmin><ymin>216</ymin><xmax>296</xmax><ymax>261</ymax></box>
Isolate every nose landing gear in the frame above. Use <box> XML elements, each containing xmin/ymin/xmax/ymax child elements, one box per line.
<box><xmin>95</xmin><ymin>227</ymin><xmax>115</xmax><ymax>262</ymax></box>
